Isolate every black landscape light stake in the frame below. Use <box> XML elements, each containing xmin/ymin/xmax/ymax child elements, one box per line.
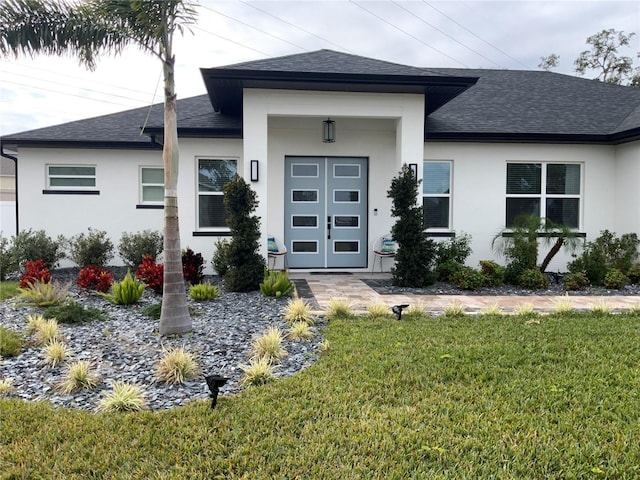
<box><xmin>392</xmin><ymin>304</ymin><xmax>410</xmax><ymax>320</ymax></box>
<box><xmin>205</xmin><ymin>375</ymin><xmax>228</xmax><ymax>409</ymax></box>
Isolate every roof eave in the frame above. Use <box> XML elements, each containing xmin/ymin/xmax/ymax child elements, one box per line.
<box><xmin>424</xmin><ymin>132</ymin><xmax>623</xmax><ymax>144</ymax></box>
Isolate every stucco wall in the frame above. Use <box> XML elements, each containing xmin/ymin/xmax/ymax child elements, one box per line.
<box><xmin>614</xmin><ymin>141</ymin><xmax>640</xmax><ymax>234</ymax></box>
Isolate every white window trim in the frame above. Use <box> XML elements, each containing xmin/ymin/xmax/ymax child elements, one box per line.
<box><xmin>139</xmin><ymin>166</ymin><xmax>164</xmax><ymax>205</ymax></box>
<box><xmin>46</xmin><ymin>164</ymin><xmax>96</xmax><ymax>190</ymax></box>
<box><xmin>196</xmin><ymin>157</ymin><xmax>238</xmax><ymax>231</ymax></box>
<box><xmin>423</xmin><ymin>160</ymin><xmax>453</xmax><ymax>231</ymax></box>
<box><xmin>505</xmin><ymin>161</ymin><xmax>583</xmax><ymax>229</ymax></box>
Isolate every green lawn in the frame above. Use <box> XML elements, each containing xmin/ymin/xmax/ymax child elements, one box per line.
<box><xmin>2</xmin><ymin>312</ymin><xmax>639</xmax><ymax>479</ymax></box>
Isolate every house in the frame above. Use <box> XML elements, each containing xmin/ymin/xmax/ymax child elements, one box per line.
<box><xmin>1</xmin><ymin>50</ymin><xmax>639</xmax><ymax>273</ymax></box>
<box><xmin>0</xmin><ymin>156</ymin><xmax>16</xmax><ymax>237</ymax></box>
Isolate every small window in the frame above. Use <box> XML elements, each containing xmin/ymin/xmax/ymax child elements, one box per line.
<box><xmin>292</xmin><ymin>216</ymin><xmax>318</xmax><ymax>228</ymax></box>
<box><xmin>334</xmin><ymin>190</ymin><xmax>359</xmax><ymax>202</ymax></box>
<box><xmin>334</xmin><ymin>241</ymin><xmax>359</xmax><ymax>253</ymax></box>
<box><xmin>291</xmin><ymin>163</ymin><xmax>319</xmax><ymax>177</ymax></box>
<box><xmin>292</xmin><ymin>190</ymin><xmax>318</xmax><ymax>202</ymax></box>
<box><xmin>423</xmin><ymin>161</ymin><xmax>451</xmax><ymax>229</ymax></box>
<box><xmin>198</xmin><ymin>158</ymin><xmax>237</xmax><ymax>229</ymax></box>
<box><xmin>292</xmin><ymin>241</ymin><xmax>318</xmax><ymax>253</ymax></box>
<box><xmin>334</xmin><ymin>216</ymin><xmax>359</xmax><ymax>228</ymax></box>
<box><xmin>140</xmin><ymin>167</ymin><xmax>164</xmax><ymax>204</ymax></box>
<box><xmin>334</xmin><ymin>164</ymin><xmax>360</xmax><ymax>177</ymax></box>
<box><xmin>47</xmin><ymin>165</ymin><xmax>96</xmax><ymax>189</ymax></box>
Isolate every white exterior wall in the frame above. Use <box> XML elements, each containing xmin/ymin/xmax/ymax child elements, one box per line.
<box><xmin>424</xmin><ymin>142</ymin><xmax>619</xmax><ymax>271</ymax></box>
<box><xmin>614</xmin><ymin>141</ymin><xmax>640</xmax><ymax>234</ymax></box>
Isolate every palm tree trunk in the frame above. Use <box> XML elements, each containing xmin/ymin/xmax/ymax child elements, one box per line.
<box><xmin>158</xmin><ymin>49</ymin><xmax>191</xmax><ymax>335</ymax></box>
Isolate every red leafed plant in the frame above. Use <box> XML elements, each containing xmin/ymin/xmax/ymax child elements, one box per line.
<box><xmin>182</xmin><ymin>248</ymin><xmax>204</xmax><ymax>285</ymax></box>
<box><xmin>76</xmin><ymin>264</ymin><xmax>114</xmax><ymax>293</ymax></box>
<box><xmin>136</xmin><ymin>255</ymin><xmax>164</xmax><ymax>294</ymax></box>
<box><xmin>19</xmin><ymin>260</ymin><xmax>52</xmax><ymax>288</ymax></box>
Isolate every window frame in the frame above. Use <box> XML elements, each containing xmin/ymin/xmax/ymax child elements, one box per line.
<box><xmin>505</xmin><ymin>161</ymin><xmax>582</xmax><ymax>229</ymax></box>
<box><xmin>422</xmin><ymin>160</ymin><xmax>452</xmax><ymax>231</ymax></box>
<box><xmin>46</xmin><ymin>164</ymin><xmax>96</xmax><ymax>191</ymax></box>
<box><xmin>139</xmin><ymin>166</ymin><xmax>164</xmax><ymax>206</ymax></box>
<box><xmin>196</xmin><ymin>157</ymin><xmax>238</xmax><ymax>231</ymax></box>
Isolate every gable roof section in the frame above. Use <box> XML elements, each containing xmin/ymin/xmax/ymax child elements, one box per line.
<box><xmin>200</xmin><ymin>49</ymin><xmax>478</xmax><ymax>116</ymax></box>
<box><xmin>425</xmin><ymin>68</ymin><xmax>640</xmax><ymax>143</ymax></box>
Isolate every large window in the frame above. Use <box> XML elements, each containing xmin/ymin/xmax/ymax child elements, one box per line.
<box><xmin>47</xmin><ymin>165</ymin><xmax>96</xmax><ymax>189</ymax></box>
<box><xmin>506</xmin><ymin>162</ymin><xmax>581</xmax><ymax>228</ymax></box>
<box><xmin>423</xmin><ymin>161</ymin><xmax>451</xmax><ymax>229</ymax></box>
<box><xmin>198</xmin><ymin>158</ymin><xmax>237</xmax><ymax>229</ymax></box>
<box><xmin>140</xmin><ymin>167</ymin><xmax>163</xmax><ymax>204</ymax></box>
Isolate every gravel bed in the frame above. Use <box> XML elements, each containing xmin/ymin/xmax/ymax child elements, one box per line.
<box><xmin>0</xmin><ymin>270</ymin><xmax>325</xmax><ymax>412</ymax></box>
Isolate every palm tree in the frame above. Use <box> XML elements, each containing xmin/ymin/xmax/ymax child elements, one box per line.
<box><xmin>0</xmin><ymin>0</ymin><xmax>196</xmax><ymax>335</ymax></box>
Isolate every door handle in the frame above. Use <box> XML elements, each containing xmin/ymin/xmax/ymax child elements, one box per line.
<box><xmin>327</xmin><ymin>216</ymin><xmax>331</xmax><ymax>239</ymax></box>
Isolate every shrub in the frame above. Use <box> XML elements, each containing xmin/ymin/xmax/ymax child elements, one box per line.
<box><xmin>260</xmin><ymin>270</ymin><xmax>295</xmax><ymax>298</ymax></box>
<box><xmin>563</xmin><ymin>272</ymin><xmax>590</xmax><ymax>291</ymax></box>
<box><xmin>68</xmin><ymin>228</ymin><xmax>114</xmax><ymax>267</ymax></box>
<box><xmin>43</xmin><ymin>339</ymin><xmax>69</xmax><ymax>367</ymax></box>
<box><xmin>211</xmin><ymin>238</ymin><xmax>231</xmax><ymax>276</ymax></box>
<box><xmin>288</xmin><ymin>322</ymin><xmax>313</xmax><ymax>341</ymax></box>
<box><xmin>325</xmin><ymin>298</ymin><xmax>354</xmax><ymax>320</ymax></box>
<box><xmin>250</xmin><ymin>327</ymin><xmax>287</xmax><ymax>363</ymax></box>
<box><xmin>26</xmin><ymin>314</ymin><xmax>46</xmax><ymax>334</ymax></box>
<box><xmin>0</xmin><ymin>235</ymin><xmax>18</xmax><ymax>281</ymax></box>
<box><xmin>239</xmin><ymin>356</ymin><xmax>274</xmax><ymax>387</ymax></box>
<box><xmin>604</xmin><ymin>268</ymin><xmax>627</xmax><ymax>289</ymax></box>
<box><xmin>435</xmin><ymin>233</ymin><xmax>472</xmax><ymax>265</ymax></box>
<box><xmin>135</xmin><ymin>256</ymin><xmax>163</xmax><ymax>294</ymax></box>
<box><xmin>452</xmin><ymin>267</ymin><xmax>486</xmax><ymax>290</ymax></box>
<box><xmin>479</xmin><ymin>260</ymin><xmax>505</xmax><ymax>286</ymax></box>
<box><xmin>58</xmin><ymin>360</ymin><xmax>99</xmax><ymax>393</ymax></box>
<box><xmin>19</xmin><ymin>260</ymin><xmax>51</xmax><ymax>288</ymax></box>
<box><xmin>366</xmin><ymin>302</ymin><xmax>392</xmax><ymax>319</ymax></box>
<box><xmin>76</xmin><ymin>265</ymin><xmax>114</xmax><ymax>292</ymax></box>
<box><xmin>443</xmin><ymin>300</ymin><xmax>467</xmax><ymax>317</ymax></box>
<box><xmin>11</xmin><ymin>229</ymin><xmax>65</xmax><ymax>269</ymax></box>
<box><xmin>100</xmin><ymin>271</ymin><xmax>145</xmax><ymax>305</ymax></box>
<box><xmin>518</xmin><ymin>268</ymin><xmax>549</xmax><ymax>290</ymax></box>
<box><xmin>182</xmin><ymin>248</ymin><xmax>204</xmax><ymax>285</ymax></box>
<box><xmin>0</xmin><ymin>326</ymin><xmax>23</xmax><ymax>357</ymax></box>
<box><xmin>18</xmin><ymin>280</ymin><xmax>70</xmax><ymax>307</ymax></box>
<box><xmin>143</xmin><ymin>302</ymin><xmax>162</xmax><ymax>320</ymax></box>
<box><xmin>156</xmin><ymin>347</ymin><xmax>199</xmax><ymax>385</ymax></box>
<box><xmin>33</xmin><ymin>318</ymin><xmax>60</xmax><ymax>346</ymax></box>
<box><xmin>43</xmin><ymin>300</ymin><xmax>104</xmax><ymax>324</ymax></box>
<box><xmin>387</xmin><ymin>164</ymin><xmax>437</xmax><ymax>287</ymax></box>
<box><xmin>189</xmin><ymin>282</ymin><xmax>219</xmax><ymax>301</ymax></box>
<box><xmin>97</xmin><ymin>381</ymin><xmax>148</xmax><ymax>412</ymax></box>
<box><xmin>283</xmin><ymin>298</ymin><xmax>314</xmax><ymax>325</ymax></box>
<box><xmin>224</xmin><ymin>177</ymin><xmax>266</xmax><ymax>292</ymax></box>
<box><xmin>628</xmin><ymin>263</ymin><xmax>640</xmax><ymax>284</ymax></box>
<box><xmin>118</xmin><ymin>230</ymin><xmax>163</xmax><ymax>268</ymax></box>
<box><xmin>436</xmin><ymin>259</ymin><xmax>465</xmax><ymax>283</ymax></box>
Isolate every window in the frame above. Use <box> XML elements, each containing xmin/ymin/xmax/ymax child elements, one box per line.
<box><xmin>47</xmin><ymin>165</ymin><xmax>96</xmax><ymax>189</ymax></box>
<box><xmin>506</xmin><ymin>162</ymin><xmax>581</xmax><ymax>228</ymax></box>
<box><xmin>140</xmin><ymin>167</ymin><xmax>163</xmax><ymax>204</ymax></box>
<box><xmin>198</xmin><ymin>158</ymin><xmax>237</xmax><ymax>229</ymax></box>
<box><xmin>423</xmin><ymin>161</ymin><xmax>451</xmax><ymax>229</ymax></box>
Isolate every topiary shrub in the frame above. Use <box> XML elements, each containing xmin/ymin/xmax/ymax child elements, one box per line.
<box><xmin>181</xmin><ymin>248</ymin><xmax>204</xmax><ymax>285</ymax></box>
<box><xmin>563</xmin><ymin>272</ymin><xmax>590</xmax><ymax>291</ymax></box>
<box><xmin>118</xmin><ymin>230</ymin><xmax>163</xmax><ymax>268</ymax></box>
<box><xmin>479</xmin><ymin>260</ymin><xmax>505</xmax><ymax>286</ymax></box>
<box><xmin>518</xmin><ymin>268</ymin><xmax>549</xmax><ymax>290</ymax></box>
<box><xmin>387</xmin><ymin>164</ymin><xmax>437</xmax><ymax>287</ymax></box>
<box><xmin>211</xmin><ymin>238</ymin><xmax>231</xmax><ymax>276</ymax></box>
<box><xmin>223</xmin><ymin>177</ymin><xmax>266</xmax><ymax>292</ymax></box>
<box><xmin>452</xmin><ymin>267</ymin><xmax>486</xmax><ymax>290</ymax></box>
<box><xmin>604</xmin><ymin>268</ymin><xmax>627</xmax><ymax>289</ymax></box>
<box><xmin>11</xmin><ymin>229</ymin><xmax>65</xmax><ymax>269</ymax></box>
<box><xmin>68</xmin><ymin>228</ymin><xmax>113</xmax><ymax>267</ymax></box>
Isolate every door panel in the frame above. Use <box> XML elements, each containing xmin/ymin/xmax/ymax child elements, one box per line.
<box><xmin>285</xmin><ymin>156</ymin><xmax>368</xmax><ymax>269</ymax></box>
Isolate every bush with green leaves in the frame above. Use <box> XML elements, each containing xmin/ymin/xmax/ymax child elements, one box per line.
<box><xmin>260</xmin><ymin>269</ymin><xmax>295</xmax><ymax>297</ymax></box>
<box><xmin>0</xmin><ymin>326</ymin><xmax>23</xmax><ymax>357</ymax></box>
<box><xmin>628</xmin><ymin>263</ymin><xmax>640</xmax><ymax>284</ymax></box>
<box><xmin>68</xmin><ymin>228</ymin><xmax>113</xmax><ymax>267</ymax></box>
<box><xmin>118</xmin><ymin>230</ymin><xmax>163</xmax><ymax>269</ymax></box>
<box><xmin>518</xmin><ymin>268</ymin><xmax>549</xmax><ymax>290</ymax></box>
<box><xmin>452</xmin><ymin>266</ymin><xmax>486</xmax><ymax>290</ymax></box>
<box><xmin>604</xmin><ymin>268</ymin><xmax>627</xmax><ymax>289</ymax></box>
<box><xmin>18</xmin><ymin>280</ymin><xmax>70</xmax><ymax>307</ymax></box>
<box><xmin>189</xmin><ymin>282</ymin><xmax>219</xmax><ymax>301</ymax></box>
<box><xmin>43</xmin><ymin>300</ymin><xmax>104</xmax><ymax>324</ymax></box>
<box><xmin>435</xmin><ymin>234</ymin><xmax>472</xmax><ymax>281</ymax></box>
<box><xmin>387</xmin><ymin>164</ymin><xmax>437</xmax><ymax>287</ymax></box>
<box><xmin>211</xmin><ymin>238</ymin><xmax>231</xmax><ymax>276</ymax></box>
<box><xmin>99</xmin><ymin>271</ymin><xmax>145</xmax><ymax>305</ymax></box>
<box><xmin>223</xmin><ymin>177</ymin><xmax>266</xmax><ymax>292</ymax></box>
<box><xmin>479</xmin><ymin>260</ymin><xmax>505</xmax><ymax>286</ymax></box>
<box><xmin>11</xmin><ymin>229</ymin><xmax>65</xmax><ymax>269</ymax></box>
<box><xmin>0</xmin><ymin>235</ymin><xmax>18</xmax><ymax>281</ymax></box>
<box><xmin>563</xmin><ymin>272</ymin><xmax>590</xmax><ymax>291</ymax></box>
<box><xmin>568</xmin><ymin>230</ymin><xmax>640</xmax><ymax>285</ymax></box>
<box><xmin>436</xmin><ymin>259</ymin><xmax>465</xmax><ymax>283</ymax></box>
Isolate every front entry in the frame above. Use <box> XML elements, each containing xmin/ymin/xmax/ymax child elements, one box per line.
<box><xmin>284</xmin><ymin>156</ymin><xmax>368</xmax><ymax>268</ymax></box>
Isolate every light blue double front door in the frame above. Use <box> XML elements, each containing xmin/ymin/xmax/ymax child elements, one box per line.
<box><xmin>284</xmin><ymin>156</ymin><xmax>368</xmax><ymax>269</ymax></box>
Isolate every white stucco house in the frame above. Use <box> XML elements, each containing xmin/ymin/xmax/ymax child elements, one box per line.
<box><xmin>1</xmin><ymin>50</ymin><xmax>640</xmax><ymax>273</ymax></box>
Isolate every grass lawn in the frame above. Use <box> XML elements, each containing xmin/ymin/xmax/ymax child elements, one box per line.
<box><xmin>1</xmin><ymin>312</ymin><xmax>639</xmax><ymax>479</ymax></box>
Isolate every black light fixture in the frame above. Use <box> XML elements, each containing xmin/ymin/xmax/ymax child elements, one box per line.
<box><xmin>250</xmin><ymin>160</ymin><xmax>259</xmax><ymax>182</ymax></box>
<box><xmin>392</xmin><ymin>304</ymin><xmax>410</xmax><ymax>320</ymax></box>
<box><xmin>409</xmin><ymin>163</ymin><xmax>418</xmax><ymax>177</ymax></box>
<box><xmin>322</xmin><ymin>118</ymin><xmax>335</xmax><ymax>143</ymax></box>
<box><xmin>204</xmin><ymin>374</ymin><xmax>228</xmax><ymax>409</ymax></box>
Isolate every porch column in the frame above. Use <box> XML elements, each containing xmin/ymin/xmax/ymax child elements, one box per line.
<box><xmin>395</xmin><ymin>97</ymin><xmax>425</xmax><ymax>179</ymax></box>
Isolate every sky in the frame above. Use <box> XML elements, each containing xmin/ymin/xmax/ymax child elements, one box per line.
<box><xmin>1</xmin><ymin>0</ymin><xmax>639</xmax><ymax>137</ymax></box>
